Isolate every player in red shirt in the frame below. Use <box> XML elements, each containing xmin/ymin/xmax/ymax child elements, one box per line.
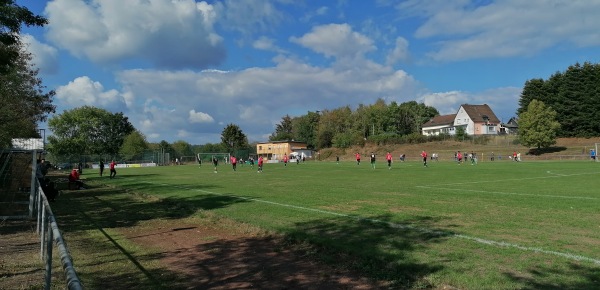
<box><xmin>355</xmin><ymin>152</ymin><xmax>361</xmax><ymax>165</ymax></box>
<box><xmin>109</xmin><ymin>160</ymin><xmax>117</xmax><ymax>179</ymax></box>
<box><xmin>230</xmin><ymin>155</ymin><xmax>237</xmax><ymax>171</ymax></box>
<box><xmin>283</xmin><ymin>154</ymin><xmax>288</xmax><ymax>167</ymax></box>
<box><xmin>386</xmin><ymin>152</ymin><xmax>393</xmax><ymax>169</ymax></box>
<box><xmin>257</xmin><ymin>156</ymin><xmax>264</xmax><ymax>173</ymax></box>
<box><xmin>421</xmin><ymin>151</ymin><xmax>428</xmax><ymax>167</ymax></box>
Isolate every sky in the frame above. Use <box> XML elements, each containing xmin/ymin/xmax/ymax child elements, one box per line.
<box><xmin>17</xmin><ymin>0</ymin><xmax>600</xmax><ymax>145</ymax></box>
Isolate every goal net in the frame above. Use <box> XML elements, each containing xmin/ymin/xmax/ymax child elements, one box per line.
<box><xmin>196</xmin><ymin>153</ymin><xmax>231</xmax><ymax>165</ymax></box>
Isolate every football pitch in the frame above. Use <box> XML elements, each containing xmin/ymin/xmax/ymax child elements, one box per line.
<box><xmin>105</xmin><ymin>159</ymin><xmax>600</xmax><ymax>288</ymax></box>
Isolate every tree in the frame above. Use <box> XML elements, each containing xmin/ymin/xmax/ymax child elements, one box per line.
<box><xmin>120</xmin><ymin>130</ymin><xmax>148</xmax><ymax>161</ymax></box>
<box><xmin>292</xmin><ymin>111</ymin><xmax>320</xmax><ymax>149</ymax></box>
<box><xmin>518</xmin><ymin>100</ymin><xmax>561</xmax><ymax>149</ymax></box>
<box><xmin>1</xmin><ymin>0</ymin><xmax>48</xmax><ymax>73</ymax></box>
<box><xmin>517</xmin><ymin>62</ymin><xmax>600</xmax><ymax>137</ymax></box>
<box><xmin>269</xmin><ymin>115</ymin><xmax>294</xmax><ymax>141</ymax></box>
<box><xmin>221</xmin><ymin>124</ymin><xmax>248</xmax><ymax>154</ymax></box>
<box><xmin>0</xmin><ymin>46</ymin><xmax>55</xmax><ymax>147</ymax></box>
<box><xmin>172</xmin><ymin>140</ymin><xmax>193</xmax><ymax>158</ymax></box>
<box><xmin>0</xmin><ymin>3</ymin><xmax>54</xmax><ymax>147</ymax></box>
<box><xmin>47</xmin><ymin>106</ymin><xmax>135</xmax><ymax>156</ymax></box>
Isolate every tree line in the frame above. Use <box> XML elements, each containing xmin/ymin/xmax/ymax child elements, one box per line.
<box><xmin>518</xmin><ymin>62</ymin><xmax>600</xmax><ymax>138</ymax></box>
<box><xmin>269</xmin><ymin>99</ymin><xmax>439</xmax><ymax>149</ymax></box>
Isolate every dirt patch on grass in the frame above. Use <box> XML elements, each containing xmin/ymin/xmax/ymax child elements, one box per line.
<box><xmin>119</xmin><ymin>216</ymin><xmax>386</xmax><ymax>289</ymax></box>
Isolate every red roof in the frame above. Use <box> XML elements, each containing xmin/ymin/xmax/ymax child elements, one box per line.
<box><xmin>422</xmin><ymin>114</ymin><xmax>456</xmax><ymax>127</ymax></box>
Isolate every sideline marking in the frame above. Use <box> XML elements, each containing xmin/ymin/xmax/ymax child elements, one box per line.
<box><xmin>425</xmin><ymin>171</ymin><xmax>600</xmax><ymax>187</ymax></box>
<box><xmin>144</xmin><ymin>181</ymin><xmax>600</xmax><ymax>266</ymax></box>
<box><xmin>416</xmin><ymin>186</ymin><xmax>599</xmax><ymax>200</ymax></box>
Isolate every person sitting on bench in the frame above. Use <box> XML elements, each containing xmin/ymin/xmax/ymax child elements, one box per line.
<box><xmin>69</xmin><ymin>169</ymin><xmax>86</xmax><ymax>190</ymax></box>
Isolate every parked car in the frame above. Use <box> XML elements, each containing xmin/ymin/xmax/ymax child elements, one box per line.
<box><xmin>56</xmin><ymin>163</ymin><xmax>72</xmax><ymax>170</ymax></box>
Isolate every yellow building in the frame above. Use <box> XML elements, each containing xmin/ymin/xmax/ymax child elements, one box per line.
<box><xmin>256</xmin><ymin>141</ymin><xmax>308</xmax><ymax>160</ymax></box>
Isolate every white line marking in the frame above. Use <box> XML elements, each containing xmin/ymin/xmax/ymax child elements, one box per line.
<box><xmin>142</xmin><ymin>181</ymin><xmax>600</xmax><ymax>265</ymax></box>
<box><xmin>416</xmin><ymin>186</ymin><xmax>599</xmax><ymax>200</ymax></box>
<box><xmin>427</xmin><ymin>171</ymin><xmax>600</xmax><ymax>187</ymax></box>
<box><xmin>546</xmin><ymin>171</ymin><xmax>567</xmax><ymax>177</ymax></box>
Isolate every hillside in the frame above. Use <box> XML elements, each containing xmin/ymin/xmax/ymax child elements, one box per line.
<box><xmin>318</xmin><ymin>137</ymin><xmax>600</xmax><ymax>162</ymax></box>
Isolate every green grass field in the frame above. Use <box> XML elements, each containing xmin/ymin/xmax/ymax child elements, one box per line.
<box><xmin>82</xmin><ymin>159</ymin><xmax>600</xmax><ymax>289</ymax></box>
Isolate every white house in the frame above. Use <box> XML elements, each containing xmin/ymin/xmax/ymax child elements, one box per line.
<box><xmin>422</xmin><ymin>104</ymin><xmax>501</xmax><ymax>136</ymax></box>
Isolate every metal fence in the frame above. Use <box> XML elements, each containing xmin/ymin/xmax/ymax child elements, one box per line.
<box><xmin>1</xmin><ymin>149</ymin><xmax>83</xmax><ymax>289</ymax></box>
<box><xmin>34</xmin><ymin>179</ymin><xmax>83</xmax><ymax>290</ymax></box>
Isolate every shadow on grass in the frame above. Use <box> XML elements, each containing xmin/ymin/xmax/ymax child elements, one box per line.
<box><xmin>504</xmin><ymin>262</ymin><xmax>600</xmax><ymax>290</ymax></box>
<box><xmin>526</xmin><ymin>146</ymin><xmax>568</xmax><ymax>155</ymax></box>
<box><xmin>283</xmin><ymin>214</ymin><xmax>449</xmax><ymax>288</ymax></box>
<box><xmin>50</xmin><ymin>181</ymin><xmax>451</xmax><ymax>288</ymax></box>
<box><xmin>52</xmin><ymin>183</ymin><xmax>249</xmax><ymax>231</ymax></box>
<box><xmin>120</xmin><ymin>215</ymin><xmax>452</xmax><ymax>289</ymax></box>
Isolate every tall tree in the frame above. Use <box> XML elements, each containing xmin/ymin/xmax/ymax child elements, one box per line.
<box><xmin>518</xmin><ymin>100</ymin><xmax>560</xmax><ymax>150</ymax></box>
<box><xmin>1</xmin><ymin>0</ymin><xmax>48</xmax><ymax>72</ymax></box>
<box><xmin>517</xmin><ymin>62</ymin><xmax>600</xmax><ymax>137</ymax></box>
<box><xmin>221</xmin><ymin>124</ymin><xmax>248</xmax><ymax>154</ymax></box>
<box><xmin>47</xmin><ymin>106</ymin><xmax>134</xmax><ymax>156</ymax></box>
<box><xmin>0</xmin><ymin>2</ymin><xmax>54</xmax><ymax>148</ymax></box>
<box><xmin>269</xmin><ymin>115</ymin><xmax>294</xmax><ymax>141</ymax></box>
<box><xmin>120</xmin><ymin>130</ymin><xmax>148</xmax><ymax>161</ymax></box>
<box><xmin>292</xmin><ymin>111</ymin><xmax>319</xmax><ymax>149</ymax></box>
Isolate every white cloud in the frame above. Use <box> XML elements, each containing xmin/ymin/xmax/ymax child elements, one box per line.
<box><xmin>55</xmin><ymin>76</ymin><xmax>127</xmax><ymax>112</ymax></box>
<box><xmin>386</xmin><ymin>37</ymin><xmax>410</xmax><ymax>65</ymax></box>
<box><xmin>419</xmin><ymin>91</ymin><xmax>470</xmax><ymax>115</ymax></box>
<box><xmin>114</xmin><ymin>54</ymin><xmax>422</xmax><ymax>143</ymax></box>
<box><xmin>253</xmin><ymin>36</ymin><xmax>287</xmax><ymax>53</ymax></box>
<box><xmin>189</xmin><ymin>110</ymin><xmax>214</xmax><ymax>123</ymax></box>
<box><xmin>418</xmin><ymin>86</ymin><xmax>521</xmax><ymax>120</ymax></box>
<box><xmin>21</xmin><ymin>34</ymin><xmax>59</xmax><ymax>74</ymax></box>
<box><xmin>44</xmin><ymin>0</ymin><xmax>225</xmax><ymax>69</ymax></box>
<box><xmin>290</xmin><ymin>23</ymin><xmax>376</xmax><ymax>60</ymax></box>
<box><xmin>395</xmin><ymin>0</ymin><xmax>600</xmax><ymax>61</ymax></box>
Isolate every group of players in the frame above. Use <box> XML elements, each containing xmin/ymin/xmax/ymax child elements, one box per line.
<box><xmin>353</xmin><ymin>151</ymin><xmax>429</xmax><ymax>169</ymax></box>
<box><xmin>201</xmin><ymin>149</ymin><xmax>495</xmax><ymax>173</ymax></box>
<box><xmin>204</xmin><ymin>155</ymin><xmax>264</xmax><ymax>173</ymax></box>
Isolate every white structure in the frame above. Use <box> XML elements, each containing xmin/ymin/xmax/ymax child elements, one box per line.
<box><xmin>422</xmin><ymin>104</ymin><xmax>501</xmax><ymax>136</ymax></box>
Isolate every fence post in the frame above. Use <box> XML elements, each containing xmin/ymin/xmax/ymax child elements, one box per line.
<box><xmin>45</xmin><ymin>218</ymin><xmax>53</xmax><ymax>290</ymax></box>
<box><xmin>40</xmin><ymin>204</ymin><xmax>46</xmax><ymax>259</ymax></box>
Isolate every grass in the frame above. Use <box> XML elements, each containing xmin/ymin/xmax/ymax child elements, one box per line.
<box><xmin>53</xmin><ymin>158</ymin><xmax>600</xmax><ymax>289</ymax></box>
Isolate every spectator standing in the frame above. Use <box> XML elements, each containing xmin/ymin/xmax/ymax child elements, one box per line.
<box><xmin>99</xmin><ymin>160</ymin><xmax>105</xmax><ymax>176</ymax></box>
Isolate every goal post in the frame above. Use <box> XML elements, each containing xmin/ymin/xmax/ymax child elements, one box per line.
<box><xmin>196</xmin><ymin>153</ymin><xmax>231</xmax><ymax>164</ymax></box>
<box><xmin>595</xmin><ymin>143</ymin><xmax>599</xmax><ymax>162</ymax></box>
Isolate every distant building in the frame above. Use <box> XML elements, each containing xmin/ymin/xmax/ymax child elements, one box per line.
<box><xmin>499</xmin><ymin>117</ymin><xmax>519</xmax><ymax>135</ymax></box>
<box><xmin>256</xmin><ymin>140</ymin><xmax>312</xmax><ymax>160</ymax></box>
<box><xmin>422</xmin><ymin>104</ymin><xmax>501</xmax><ymax>136</ymax></box>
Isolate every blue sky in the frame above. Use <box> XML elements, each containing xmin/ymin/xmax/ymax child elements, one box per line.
<box><xmin>17</xmin><ymin>0</ymin><xmax>600</xmax><ymax>144</ymax></box>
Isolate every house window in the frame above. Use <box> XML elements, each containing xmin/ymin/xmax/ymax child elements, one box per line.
<box><xmin>259</xmin><ymin>146</ymin><xmax>262</xmax><ymax>150</ymax></box>
<box><xmin>488</xmin><ymin>126</ymin><xmax>496</xmax><ymax>132</ymax></box>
